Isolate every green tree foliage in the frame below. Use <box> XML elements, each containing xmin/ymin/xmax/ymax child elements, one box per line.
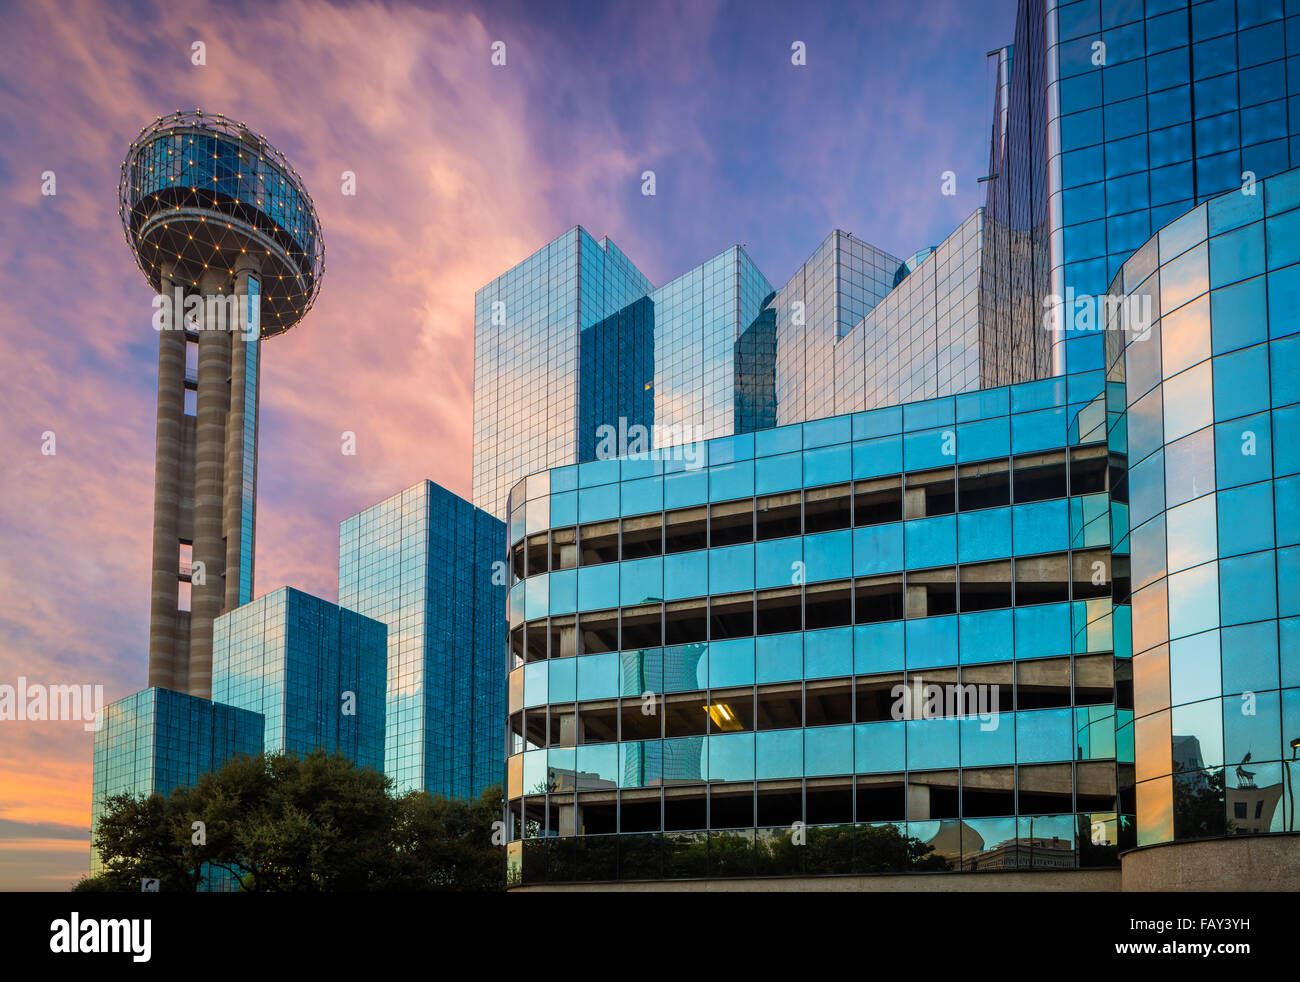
<box><xmin>75</xmin><ymin>751</ymin><xmax>504</xmax><ymax>892</ymax></box>
<box><xmin>74</xmin><ymin>791</ymin><xmax>209</xmax><ymax>892</ymax></box>
<box><xmin>384</xmin><ymin>785</ymin><xmax>504</xmax><ymax>891</ymax></box>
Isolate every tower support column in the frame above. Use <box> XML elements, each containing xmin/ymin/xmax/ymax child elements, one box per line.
<box><xmin>224</xmin><ymin>256</ymin><xmax>262</xmax><ymax>610</ymax></box>
<box><xmin>147</xmin><ymin>263</ymin><xmax>185</xmax><ymax>691</ymax></box>
<box><xmin>189</xmin><ymin>268</ymin><xmax>233</xmax><ymax>698</ymax></box>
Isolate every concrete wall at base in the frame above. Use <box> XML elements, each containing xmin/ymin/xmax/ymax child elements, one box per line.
<box><xmin>510</xmin><ymin>868</ymin><xmax>1121</xmax><ymax>892</ymax></box>
<box><xmin>1121</xmin><ymin>834</ymin><xmax>1300</xmax><ymax>892</ymax></box>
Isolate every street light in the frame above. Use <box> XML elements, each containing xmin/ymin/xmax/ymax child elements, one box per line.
<box><xmin>1287</xmin><ymin>738</ymin><xmax>1300</xmax><ymax>832</ymax></box>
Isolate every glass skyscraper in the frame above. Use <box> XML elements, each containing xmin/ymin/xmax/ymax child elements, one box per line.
<box><xmin>475</xmin><ymin>224</ymin><xmax>1033</xmax><ymax>526</ymax></box>
<box><xmin>213</xmin><ymin>586</ymin><xmax>387</xmax><ymax>772</ymax></box>
<box><xmin>92</xmin><ymin>588</ymin><xmax>388</xmax><ymax>880</ymax></box>
<box><xmin>473</xmin><ymin>229</ymin><xmax>653</xmax><ymax>519</ymax></box>
<box><xmin>339</xmin><ymin>480</ymin><xmax>506</xmax><ymax>798</ymax></box>
<box><xmin>846</xmin><ymin>212</ymin><xmax>988</xmax><ymax>412</ymax></box>
<box><xmin>986</xmin><ymin>0</ymin><xmax>1300</xmax><ymax>379</ymax></box>
<box><xmin>473</xmin><ymin>229</ymin><xmax>780</xmax><ymax>520</ymax></box>
<box><xmin>649</xmin><ymin>245</ymin><xmax>775</xmax><ymax>443</ymax></box>
<box><xmin>91</xmin><ymin>0</ymin><xmax>1300</xmax><ymax>892</ymax></box>
<box><xmin>773</xmin><ymin>230</ymin><xmax>900</xmax><ymax>424</ymax></box>
<box><xmin>91</xmin><ymin>687</ymin><xmax>263</xmax><ymax>875</ymax></box>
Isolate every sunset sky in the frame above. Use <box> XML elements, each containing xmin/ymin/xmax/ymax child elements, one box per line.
<box><xmin>0</xmin><ymin>0</ymin><xmax>1013</xmax><ymax>889</ymax></box>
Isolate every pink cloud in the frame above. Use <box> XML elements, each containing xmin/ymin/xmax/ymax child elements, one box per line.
<box><xmin>0</xmin><ymin>0</ymin><xmax>646</xmax><ymax>887</ymax></box>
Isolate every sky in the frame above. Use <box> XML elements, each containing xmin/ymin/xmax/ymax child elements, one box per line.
<box><xmin>0</xmin><ymin>0</ymin><xmax>1015</xmax><ymax>889</ymax></box>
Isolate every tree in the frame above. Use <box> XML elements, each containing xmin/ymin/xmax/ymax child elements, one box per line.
<box><xmin>378</xmin><ymin>785</ymin><xmax>504</xmax><ymax>891</ymax></box>
<box><xmin>192</xmin><ymin>750</ymin><xmax>396</xmax><ymax>891</ymax></box>
<box><xmin>79</xmin><ymin>750</ymin><xmax>505</xmax><ymax>891</ymax></box>
<box><xmin>77</xmin><ymin>786</ymin><xmax>212</xmax><ymax>892</ymax></box>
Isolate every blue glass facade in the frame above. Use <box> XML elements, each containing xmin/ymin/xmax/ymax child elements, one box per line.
<box><xmin>212</xmin><ymin>586</ymin><xmax>387</xmax><ymax>772</ymax></box>
<box><xmin>650</xmin><ymin>246</ymin><xmax>776</xmax><ymax>443</ymax></box>
<box><xmin>339</xmin><ymin>480</ymin><xmax>506</xmax><ymax>798</ymax></box>
<box><xmin>474</xmin><ymin>231</ymin><xmax>775</xmax><ymax>519</ymax></box>
<box><xmin>502</xmin><ymin>371</ymin><xmax>1132</xmax><ymax>882</ymax></box>
<box><xmin>773</xmin><ymin>230</ymin><xmax>900</xmax><ymax>424</ymax></box>
<box><xmin>848</xmin><ymin>212</ymin><xmax>989</xmax><ymax>410</ymax></box>
<box><xmin>477</xmin><ymin>218</ymin><xmax>1045</xmax><ymax>528</ymax></box>
<box><xmin>982</xmin><ymin>24</ymin><xmax>1054</xmax><ymax>390</ymax></box>
<box><xmin>473</xmin><ymin>229</ymin><xmax>653</xmax><ymax>518</ymax></box>
<box><xmin>578</xmin><ymin>296</ymin><xmax>655</xmax><ymax>465</ymax></box>
<box><xmin>494</xmin><ymin>167</ymin><xmax>1300</xmax><ymax>882</ymax></box>
<box><xmin>90</xmin><ymin>687</ymin><xmax>262</xmax><ymax>875</ymax></box>
<box><xmin>1107</xmin><ymin>165</ymin><xmax>1300</xmax><ymax>844</ymax></box>
<box><xmin>988</xmin><ymin>0</ymin><xmax>1300</xmax><ymax>379</ymax></box>
<box><xmin>94</xmin><ymin>0</ymin><xmax>1300</xmax><ymax>890</ymax></box>
<box><xmin>734</xmin><ymin>303</ymin><xmax>778</xmax><ymax>434</ymax></box>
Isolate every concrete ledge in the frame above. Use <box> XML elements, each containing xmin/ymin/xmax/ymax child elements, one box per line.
<box><xmin>1121</xmin><ymin>833</ymin><xmax>1300</xmax><ymax>891</ymax></box>
<box><xmin>511</xmin><ymin>868</ymin><xmax>1121</xmax><ymax>892</ymax></box>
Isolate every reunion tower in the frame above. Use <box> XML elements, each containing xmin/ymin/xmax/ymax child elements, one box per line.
<box><xmin>119</xmin><ymin>110</ymin><xmax>324</xmax><ymax>699</ymax></box>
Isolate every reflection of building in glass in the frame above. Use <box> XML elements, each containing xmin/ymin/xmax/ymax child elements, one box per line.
<box><xmin>1172</xmin><ymin>735</ymin><xmax>1206</xmax><ymax>774</ymax></box>
<box><xmin>967</xmin><ymin>835</ymin><xmax>1077</xmax><ymax>871</ymax></box>
<box><xmin>923</xmin><ymin>820</ymin><xmax>979</xmax><ymax>867</ymax></box>
<box><xmin>662</xmin><ymin>644</ymin><xmax>706</xmax><ymax>694</ymax></box>
<box><xmin>547</xmin><ymin>767</ymin><xmax>616</xmax><ymax>794</ymax></box>
<box><xmin>1227</xmin><ymin>784</ymin><xmax>1281</xmax><ymax>835</ymax></box>
<box><xmin>660</xmin><ymin>736</ymin><xmax>706</xmax><ymax>785</ymax></box>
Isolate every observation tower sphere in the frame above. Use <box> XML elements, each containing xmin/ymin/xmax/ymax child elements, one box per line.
<box><xmin>120</xmin><ymin>108</ymin><xmax>324</xmax><ymax>337</ymax></box>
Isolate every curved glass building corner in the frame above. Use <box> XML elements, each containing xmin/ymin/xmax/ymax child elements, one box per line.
<box><xmin>1107</xmin><ymin>165</ymin><xmax>1300</xmax><ymax>847</ymax></box>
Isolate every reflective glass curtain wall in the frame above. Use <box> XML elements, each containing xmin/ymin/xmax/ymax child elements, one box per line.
<box><xmin>502</xmin><ymin>373</ymin><xmax>1132</xmax><ymax>884</ymax></box>
<box><xmin>1042</xmin><ymin>0</ymin><xmax>1300</xmax><ymax>378</ymax></box>
<box><xmin>847</xmin><ymin>211</ymin><xmax>989</xmax><ymax>411</ymax></box>
<box><xmin>474</xmin><ymin>229</ymin><xmax>653</xmax><ymax>520</ymax></box>
<box><xmin>650</xmin><ymin>246</ymin><xmax>775</xmax><ymax>445</ymax></box>
<box><xmin>213</xmin><ymin>586</ymin><xmax>386</xmax><ymax>772</ymax></box>
<box><xmin>476</xmin><ymin>231</ymin><xmax>778</xmax><ymax>520</ymax></box>
<box><xmin>91</xmin><ymin>687</ymin><xmax>262</xmax><ymax>875</ymax></box>
<box><xmin>1107</xmin><ymin>166</ymin><xmax>1300</xmax><ymax>845</ymax></box>
<box><xmin>773</xmin><ymin>231</ymin><xmax>901</xmax><ymax>426</ymax></box>
<box><xmin>340</xmin><ymin>480</ymin><xmax>506</xmax><ymax>799</ymax></box>
<box><xmin>981</xmin><ymin>23</ymin><xmax>1055</xmax><ymax>389</ymax></box>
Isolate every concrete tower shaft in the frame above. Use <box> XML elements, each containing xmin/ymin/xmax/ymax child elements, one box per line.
<box><xmin>146</xmin><ymin>262</ymin><xmax>186</xmax><ymax>691</ymax></box>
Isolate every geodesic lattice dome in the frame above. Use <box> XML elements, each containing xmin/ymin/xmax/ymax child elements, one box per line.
<box><xmin>119</xmin><ymin>109</ymin><xmax>324</xmax><ymax>338</ymax></box>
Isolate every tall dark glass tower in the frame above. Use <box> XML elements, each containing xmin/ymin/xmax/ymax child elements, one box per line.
<box><xmin>339</xmin><ymin>481</ymin><xmax>507</xmax><ymax>799</ymax></box>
